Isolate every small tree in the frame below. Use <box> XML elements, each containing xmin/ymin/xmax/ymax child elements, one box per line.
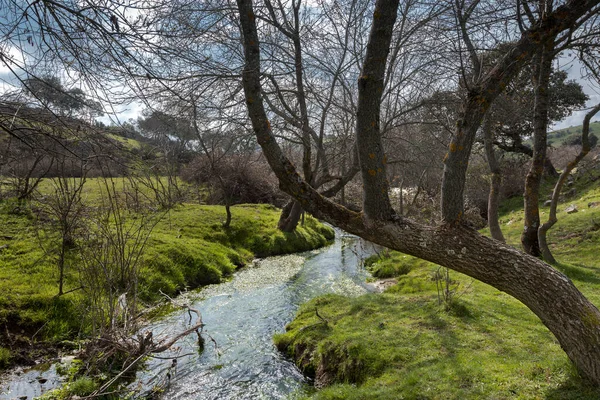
<box><xmin>35</xmin><ymin>158</ymin><xmax>88</xmax><ymax>296</ymax></box>
<box><xmin>78</xmin><ymin>178</ymin><xmax>160</xmax><ymax>335</ymax></box>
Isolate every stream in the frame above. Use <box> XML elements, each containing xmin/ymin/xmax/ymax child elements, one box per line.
<box><xmin>0</xmin><ymin>231</ymin><xmax>376</xmax><ymax>399</ymax></box>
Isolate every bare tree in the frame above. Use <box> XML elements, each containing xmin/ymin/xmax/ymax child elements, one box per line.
<box><xmin>3</xmin><ymin>0</ymin><xmax>600</xmax><ymax>385</ymax></box>
<box><xmin>35</xmin><ymin>158</ymin><xmax>88</xmax><ymax>296</ymax></box>
<box><xmin>236</xmin><ymin>0</ymin><xmax>600</xmax><ymax>384</ymax></box>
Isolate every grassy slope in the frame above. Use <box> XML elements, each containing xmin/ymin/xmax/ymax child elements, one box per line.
<box><xmin>545</xmin><ymin>121</ymin><xmax>600</xmax><ymax>147</ymax></box>
<box><xmin>0</xmin><ymin>182</ymin><xmax>334</xmax><ymax>360</ymax></box>
<box><xmin>276</xmin><ymin>178</ymin><xmax>600</xmax><ymax>399</ymax></box>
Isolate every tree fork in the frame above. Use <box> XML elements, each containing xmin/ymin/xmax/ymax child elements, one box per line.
<box><xmin>236</xmin><ymin>0</ymin><xmax>600</xmax><ymax>384</ymax></box>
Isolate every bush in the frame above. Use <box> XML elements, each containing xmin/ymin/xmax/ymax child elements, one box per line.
<box><xmin>568</xmin><ymin>133</ymin><xmax>598</xmax><ymax>148</ymax></box>
<box><xmin>181</xmin><ymin>155</ymin><xmax>286</xmax><ymax>206</ymax></box>
<box><xmin>0</xmin><ymin>347</ymin><xmax>11</xmax><ymax>369</ymax></box>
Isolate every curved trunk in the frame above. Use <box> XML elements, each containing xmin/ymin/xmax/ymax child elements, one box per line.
<box><xmin>236</xmin><ymin>0</ymin><xmax>600</xmax><ymax>384</ymax></box>
<box><xmin>522</xmin><ymin>41</ymin><xmax>553</xmax><ymax>256</ymax></box>
<box><xmin>361</xmin><ymin>222</ymin><xmax>600</xmax><ymax>384</ymax></box>
<box><xmin>483</xmin><ymin>117</ymin><xmax>505</xmax><ymax>242</ymax></box>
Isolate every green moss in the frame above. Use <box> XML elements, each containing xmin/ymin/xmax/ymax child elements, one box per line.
<box><xmin>69</xmin><ymin>377</ymin><xmax>98</xmax><ymax>396</ymax></box>
<box><xmin>0</xmin><ymin>347</ymin><xmax>11</xmax><ymax>369</ymax></box>
<box><xmin>0</xmin><ymin>179</ymin><xmax>333</xmax><ymax>357</ymax></box>
<box><xmin>365</xmin><ymin>251</ymin><xmax>428</xmax><ymax>279</ymax></box>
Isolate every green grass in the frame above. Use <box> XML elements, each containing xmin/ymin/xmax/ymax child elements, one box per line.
<box><xmin>0</xmin><ymin>347</ymin><xmax>11</xmax><ymax>368</ymax></box>
<box><xmin>107</xmin><ymin>133</ymin><xmax>143</xmax><ymax>150</ymax></box>
<box><xmin>0</xmin><ymin>179</ymin><xmax>334</xmax><ymax>355</ymax></box>
<box><xmin>139</xmin><ymin>203</ymin><xmax>335</xmax><ymax>301</ymax></box>
<box><xmin>546</xmin><ymin>121</ymin><xmax>600</xmax><ymax>147</ymax></box>
<box><xmin>276</xmin><ymin>178</ymin><xmax>600</xmax><ymax>399</ymax></box>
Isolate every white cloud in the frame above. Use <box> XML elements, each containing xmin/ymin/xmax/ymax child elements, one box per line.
<box><xmin>552</xmin><ymin>56</ymin><xmax>600</xmax><ymax>131</ymax></box>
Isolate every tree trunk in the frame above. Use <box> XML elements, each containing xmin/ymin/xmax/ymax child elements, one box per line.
<box><xmin>354</xmin><ymin>0</ymin><xmax>398</xmax><ymax>221</ymax></box>
<box><xmin>58</xmin><ymin>236</ymin><xmax>66</xmax><ymax>296</ymax></box>
<box><xmin>278</xmin><ymin>200</ymin><xmax>303</xmax><ymax>232</ymax></box>
<box><xmin>483</xmin><ymin>117</ymin><xmax>505</xmax><ymax>242</ymax></box>
<box><xmin>217</xmin><ymin>176</ymin><xmax>232</xmax><ymax>228</ymax></box>
<box><xmin>521</xmin><ymin>41</ymin><xmax>554</xmax><ymax>256</ymax></box>
<box><xmin>236</xmin><ymin>0</ymin><xmax>600</xmax><ymax>384</ymax></box>
<box><xmin>544</xmin><ymin>158</ymin><xmax>559</xmax><ymax>178</ymax></box>
<box><xmin>538</xmin><ymin>104</ymin><xmax>600</xmax><ymax>263</ymax></box>
<box><xmin>223</xmin><ymin>202</ymin><xmax>232</xmax><ymax>228</ymax></box>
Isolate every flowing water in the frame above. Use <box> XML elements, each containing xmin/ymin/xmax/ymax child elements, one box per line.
<box><xmin>0</xmin><ymin>231</ymin><xmax>376</xmax><ymax>399</ymax></box>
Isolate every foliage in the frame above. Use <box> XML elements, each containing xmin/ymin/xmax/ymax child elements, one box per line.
<box><xmin>22</xmin><ymin>75</ymin><xmax>102</xmax><ymax>120</ymax></box>
<box><xmin>181</xmin><ymin>154</ymin><xmax>285</xmax><ymax>207</ymax></box>
<box><xmin>0</xmin><ymin>347</ymin><xmax>11</xmax><ymax>369</ymax></box>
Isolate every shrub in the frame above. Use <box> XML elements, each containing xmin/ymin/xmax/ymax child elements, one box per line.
<box><xmin>0</xmin><ymin>347</ymin><xmax>11</xmax><ymax>369</ymax></box>
<box><xmin>181</xmin><ymin>155</ymin><xmax>286</xmax><ymax>206</ymax></box>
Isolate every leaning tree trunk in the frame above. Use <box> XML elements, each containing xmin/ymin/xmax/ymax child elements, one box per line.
<box><xmin>236</xmin><ymin>0</ymin><xmax>600</xmax><ymax>384</ymax></box>
<box><xmin>277</xmin><ymin>200</ymin><xmax>303</xmax><ymax>232</ymax></box>
<box><xmin>483</xmin><ymin>117</ymin><xmax>505</xmax><ymax>242</ymax></box>
<box><xmin>538</xmin><ymin>103</ymin><xmax>600</xmax><ymax>263</ymax></box>
<box><xmin>521</xmin><ymin>42</ymin><xmax>553</xmax><ymax>256</ymax></box>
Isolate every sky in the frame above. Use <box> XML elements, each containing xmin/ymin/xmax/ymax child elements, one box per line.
<box><xmin>552</xmin><ymin>56</ymin><xmax>600</xmax><ymax>131</ymax></box>
<box><xmin>1</xmin><ymin>3</ymin><xmax>598</xmax><ymax>131</ymax></box>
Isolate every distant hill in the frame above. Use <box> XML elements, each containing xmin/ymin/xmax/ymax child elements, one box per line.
<box><xmin>548</xmin><ymin>121</ymin><xmax>600</xmax><ymax>147</ymax></box>
<box><xmin>0</xmin><ymin>101</ymin><xmax>148</xmax><ymax>178</ymax></box>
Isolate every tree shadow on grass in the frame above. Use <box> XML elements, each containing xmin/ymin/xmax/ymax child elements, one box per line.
<box><xmin>555</xmin><ymin>262</ymin><xmax>600</xmax><ymax>285</ymax></box>
<box><xmin>545</xmin><ymin>375</ymin><xmax>600</xmax><ymax>400</ymax></box>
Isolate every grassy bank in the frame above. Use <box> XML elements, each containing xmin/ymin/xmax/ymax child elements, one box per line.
<box><xmin>0</xmin><ymin>191</ymin><xmax>334</xmax><ymax>367</ymax></box>
<box><xmin>275</xmin><ymin>185</ymin><xmax>600</xmax><ymax>399</ymax></box>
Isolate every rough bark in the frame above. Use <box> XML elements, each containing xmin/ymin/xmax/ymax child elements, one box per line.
<box><xmin>278</xmin><ymin>200</ymin><xmax>303</xmax><ymax>232</ymax></box>
<box><xmin>538</xmin><ymin>103</ymin><xmax>600</xmax><ymax>264</ymax></box>
<box><xmin>522</xmin><ymin>40</ymin><xmax>554</xmax><ymax>256</ymax></box>
<box><xmin>483</xmin><ymin>117</ymin><xmax>505</xmax><ymax>242</ymax></box>
<box><xmin>354</xmin><ymin>0</ymin><xmax>399</xmax><ymax>221</ymax></box>
<box><xmin>236</xmin><ymin>0</ymin><xmax>600</xmax><ymax>384</ymax></box>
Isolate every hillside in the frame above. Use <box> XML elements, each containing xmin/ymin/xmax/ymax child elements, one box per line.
<box><xmin>0</xmin><ymin>101</ymin><xmax>150</xmax><ymax>180</ymax></box>
<box><xmin>548</xmin><ymin>121</ymin><xmax>600</xmax><ymax>147</ymax></box>
<box><xmin>276</xmin><ymin>164</ymin><xmax>600</xmax><ymax>399</ymax></box>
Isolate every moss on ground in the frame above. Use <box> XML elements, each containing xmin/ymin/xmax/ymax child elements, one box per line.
<box><xmin>0</xmin><ymin>180</ymin><xmax>333</xmax><ymax>363</ymax></box>
<box><xmin>277</xmin><ymin>183</ymin><xmax>600</xmax><ymax>399</ymax></box>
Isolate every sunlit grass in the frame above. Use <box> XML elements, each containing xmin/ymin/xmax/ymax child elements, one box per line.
<box><xmin>0</xmin><ymin>178</ymin><xmax>334</xmax><ymax>347</ymax></box>
<box><xmin>278</xmin><ymin>176</ymin><xmax>600</xmax><ymax>399</ymax></box>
